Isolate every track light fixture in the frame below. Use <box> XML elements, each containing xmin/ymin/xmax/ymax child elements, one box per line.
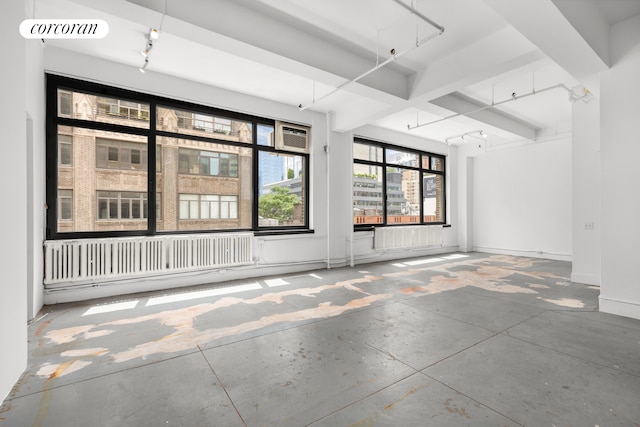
<box><xmin>138</xmin><ymin>28</ymin><xmax>159</xmax><ymax>74</ymax></box>
<box><xmin>444</xmin><ymin>130</ymin><xmax>488</xmax><ymax>145</ymax></box>
<box><xmin>139</xmin><ymin>58</ymin><xmax>149</xmax><ymax>73</ymax></box>
<box><xmin>140</xmin><ymin>40</ymin><xmax>153</xmax><ymax>57</ymax></box>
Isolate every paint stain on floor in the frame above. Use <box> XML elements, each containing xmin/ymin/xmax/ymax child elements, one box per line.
<box><xmin>30</xmin><ymin>255</ymin><xmax>589</xmax><ymax>384</ymax></box>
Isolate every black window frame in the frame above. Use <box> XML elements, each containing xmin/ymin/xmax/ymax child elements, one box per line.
<box><xmin>353</xmin><ymin>137</ymin><xmax>446</xmax><ymax>230</ymax></box>
<box><xmin>46</xmin><ymin>74</ymin><xmax>310</xmax><ymax>239</ymax></box>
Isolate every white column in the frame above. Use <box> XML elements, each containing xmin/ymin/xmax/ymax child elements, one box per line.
<box><xmin>599</xmin><ymin>21</ymin><xmax>640</xmax><ymax>320</ymax></box>
<box><xmin>571</xmin><ymin>90</ymin><xmax>601</xmax><ymax>285</ymax></box>
<box><xmin>0</xmin><ymin>0</ymin><xmax>28</xmax><ymax>402</ymax></box>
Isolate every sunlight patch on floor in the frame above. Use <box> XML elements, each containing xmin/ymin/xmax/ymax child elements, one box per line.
<box><xmin>145</xmin><ymin>282</ymin><xmax>262</xmax><ymax>307</ymax></box>
<box><xmin>83</xmin><ymin>300</ymin><xmax>139</xmax><ymax>317</ymax></box>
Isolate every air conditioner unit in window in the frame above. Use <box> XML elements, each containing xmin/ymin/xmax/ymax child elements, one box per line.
<box><xmin>275</xmin><ymin>121</ymin><xmax>310</xmax><ymax>154</ymax></box>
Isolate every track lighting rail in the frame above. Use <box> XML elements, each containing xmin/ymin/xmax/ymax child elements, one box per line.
<box><xmin>298</xmin><ymin>0</ymin><xmax>444</xmax><ymax>111</ymax></box>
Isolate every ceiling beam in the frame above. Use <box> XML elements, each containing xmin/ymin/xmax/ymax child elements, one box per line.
<box><xmin>332</xmin><ymin>27</ymin><xmax>546</xmax><ymax>132</ymax></box>
<box><xmin>483</xmin><ymin>0</ymin><xmax>609</xmax><ymax>84</ymax></box>
<box><xmin>429</xmin><ymin>92</ymin><xmax>537</xmax><ymax>139</ymax></box>
<box><xmin>125</xmin><ymin>0</ymin><xmax>411</xmax><ymax>101</ymax></box>
<box><xmin>409</xmin><ymin>27</ymin><xmax>544</xmax><ymax>102</ymax></box>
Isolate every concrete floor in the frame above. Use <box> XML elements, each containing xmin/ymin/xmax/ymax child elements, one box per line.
<box><xmin>2</xmin><ymin>252</ymin><xmax>640</xmax><ymax>426</ymax></box>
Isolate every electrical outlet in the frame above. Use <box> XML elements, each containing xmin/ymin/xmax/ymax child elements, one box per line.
<box><xmin>584</xmin><ymin>222</ymin><xmax>594</xmax><ymax>230</ymax></box>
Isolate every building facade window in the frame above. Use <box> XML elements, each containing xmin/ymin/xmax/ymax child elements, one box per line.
<box><xmin>58</xmin><ymin>190</ymin><xmax>73</xmax><ymax>220</ymax></box>
<box><xmin>178</xmin><ymin>194</ymin><xmax>238</xmax><ymax>220</ymax></box>
<box><xmin>58</xmin><ymin>134</ymin><xmax>72</xmax><ymax>166</ymax></box>
<box><xmin>97</xmin><ymin>97</ymin><xmax>150</xmax><ymax>122</ymax></box>
<box><xmin>353</xmin><ymin>138</ymin><xmax>446</xmax><ymax>228</ymax></box>
<box><xmin>96</xmin><ymin>139</ymin><xmax>148</xmax><ymax>171</ymax></box>
<box><xmin>178</xmin><ymin>148</ymin><xmax>238</xmax><ymax>177</ymax></box>
<box><xmin>97</xmin><ymin>191</ymin><xmax>147</xmax><ymax>220</ymax></box>
<box><xmin>46</xmin><ymin>75</ymin><xmax>309</xmax><ymax>239</ymax></box>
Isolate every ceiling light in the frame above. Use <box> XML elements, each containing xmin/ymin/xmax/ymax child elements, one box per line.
<box><xmin>444</xmin><ymin>130</ymin><xmax>487</xmax><ymax>145</ymax></box>
<box><xmin>149</xmin><ymin>28</ymin><xmax>159</xmax><ymax>40</ymax></box>
<box><xmin>139</xmin><ymin>58</ymin><xmax>148</xmax><ymax>73</ymax></box>
<box><xmin>140</xmin><ymin>41</ymin><xmax>152</xmax><ymax>57</ymax></box>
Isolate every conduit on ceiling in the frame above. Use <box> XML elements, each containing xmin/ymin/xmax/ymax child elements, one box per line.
<box><xmin>408</xmin><ymin>83</ymin><xmax>592</xmax><ymax>130</ymax></box>
<box><xmin>298</xmin><ymin>0</ymin><xmax>444</xmax><ymax>111</ymax></box>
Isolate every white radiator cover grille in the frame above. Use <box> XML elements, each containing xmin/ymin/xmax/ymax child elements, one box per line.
<box><xmin>374</xmin><ymin>225</ymin><xmax>443</xmax><ymax>250</ymax></box>
<box><xmin>44</xmin><ymin>233</ymin><xmax>253</xmax><ymax>287</ymax></box>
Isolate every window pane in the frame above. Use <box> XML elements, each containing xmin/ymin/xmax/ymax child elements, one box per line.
<box><xmin>98</xmin><ymin>200</ymin><xmax>108</xmax><ymax>220</ymax></box>
<box><xmin>131</xmin><ymin>149</ymin><xmax>141</xmax><ymax>165</ymax></box>
<box><xmin>179</xmin><ymin>199</ymin><xmax>189</xmax><ymax>220</ymax></box>
<box><xmin>57</xmin><ymin>126</ymin><xmax>148</xmax><ymax>232</ymax></box>
<box><xmin>58</xmin><ymin>134</ymin><xmax>72</xmax><ymax>166</ymax></box>
<box><xmin>431</xmin><ymin>156</ymin><xmax>444</xmax><ymax>172</ymax></box>
<box><xmin>353</xmin><ymin>164</ymin><xmax>383</xmax><ymax>224</ymax></box>
<box><xmin>58</xmin><ymin>189</ymin><xmax>72</xmax><ymax>221</ymax></box>
<box><xmin>157</xmin><ymin>106</ymin><xmax>252</xmax><ymax>143</ymax></box>
<box><xmin>108</xmin><ymin>146</ymin><xmax>118</xmax><ymax>162</ymax></box>
<box><xmin>97</xmin><ymin>138</ymin><xmax>147</xmax><ymax>171</ymax></box>
<box><xmin>57</xmin><ymin>89</ymin><xmax>150</xmax><ymax>129</ymax></box>
<box><xmin>387</xmin><ymin>167</ymin><xmax>420</xmax><ymax>224</ymax></box>
<box><xmin>200</xmin><ymin>203</ymin><xmax>209</xmax><ymax>219</ymax></box>
<box><xmin>353</xmin><ymin>142</ymin><xmax>383</xmax><ymax>162</ymax></box>
<box><xmin>423</xmin><ymin>174</ymin><xmax>444</xmax><ymax>223</ymax></box>
<box><xmin>259</xmin><ymin>152</ymin><xmax>305</xmax><ymax>227</ymax></box>
<box><xmin>109</xmin><ymin>200</ymin><xmax>118</xmax><ymax>218</ymax></box>
<box><xmin>160</xmin><ymin>137</ymin><xmax>251</xmax><ymax>231</ymax></box>
<box><xmin>189</xmin><ymin>200</ymin><xmax>198</xmax><ymax>219</ymax></box>
<box><xmin>386</xmin><ymin>148</ymin><xmax>418</xmax><ymax>167</ymax></box>
<box><xmin>131</xmin><ymin>200</ymin><xmax>141</xmax><ymax>218</ymax></box>
<box><xmin>210</xmin><ymin>198</ymin><xmax>220</xmax><ymax>219</ymax></box>
<box><xmin>121</xmin><ymin>200</ymin><xmax>130</xmax><ymax>219</ymax></box>
<box><xmin>178</xmin><ymin>148</ymin><xmax>238</xmax><ymax>177</ymax></box>
<box><xmin>422</xmin><ymin>155</ymin><xmax>430</xmax><ymax>169</ymax></box>
<box><xmin>257</xmin><ymin>124</ymin><xmax>274</xmax><ymax>147</ymax></box>
<box><xmin>59</xmin><ymin>91</ymin><xmax>72</xmax><ymax>116</ymax></box>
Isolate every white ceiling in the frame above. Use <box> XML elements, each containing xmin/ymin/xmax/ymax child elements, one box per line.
<box><xmin>37</xmin><ymin>0</ymin><xmax>640</xmax><ymax>147</ymax></box>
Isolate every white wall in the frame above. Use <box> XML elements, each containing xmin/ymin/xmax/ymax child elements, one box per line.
<box><xmin>599</xmin><ymin>15</ymin><xmax>640</xmax><ymax>320</ymax></box>
<box><xmin>470</xmin><ymin>137</ymin><xmax>572</xmax><ymax>261</ymax></box>
<box><xmin>571</xmin><ymin>95</ymin><xmax>601</xmax><ymax>285</ymax></box>
<box><xmin>0</xmin><ymin>0</ymin><xmax>28</xmax><ymax>403</ymax></box>
<box><xmin>41</xmin><ymin>49</ymin><xmax>458</xmax><ymax>303</ymax></box>
<box><xmin>26</xmin><ymin>21</ymin><xmax>46</xmax><ymax>319</ymax></box>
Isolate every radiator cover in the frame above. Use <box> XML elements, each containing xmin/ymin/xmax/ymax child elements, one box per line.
<box><xmin>44</xmin><ymin>233</ymin><xmax>253</xmax><ymax>287</ymax></box>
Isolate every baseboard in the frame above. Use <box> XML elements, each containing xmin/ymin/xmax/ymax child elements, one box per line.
<box><xmin>570</xmin><ymin>272</ymin><xmax>600</xmax><ymax>286</ymax></box>
<box><xmin>473</xmin><ymin>246</ymin><xmax>572</xmax><ymax>262</ymax></box>
<box><xmin>43</xmin><ymin>261</ymin><xmax>329</xmax><ymax>304</ymax></box>
<box><xmin>599</xmin><ymin>297</ymin><xmax>640</xmax><ymax>321</ymax></box>
<box><xmin>353</xmin><ymin>245</ymin><xmax>459</xmax><ymax>266</ymax></box>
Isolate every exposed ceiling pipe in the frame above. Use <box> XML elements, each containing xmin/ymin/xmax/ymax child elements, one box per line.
<box><xmin>298</xmin><ymin>0</ymin><xmax>444</xmax><ymax>111</ymax></box>
<box><xmin>408</xmin><ymin>83</ymin><xmax>592</xmax><ymax>130</ymax></box>
<box><xmin>391</xmin><ymin>0</ymin><xmax>445</xmax><ymax>33</ymax></box>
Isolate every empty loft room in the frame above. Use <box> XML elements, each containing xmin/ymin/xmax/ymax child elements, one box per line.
<box><xmin>2</xmin><ymin>0</ymin><xmax>640</xmax><ymax>425</ymax></box>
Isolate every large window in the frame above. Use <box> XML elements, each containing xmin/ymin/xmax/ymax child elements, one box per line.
<box><xmin>46</xmin><ymin>75</ymin><xmax>310</xmax><ymax>239</ymax></box>
<box><xmin>353</xmin><ymin>139</ymin><xmax>445</xmax><ymax>227</ymax></box>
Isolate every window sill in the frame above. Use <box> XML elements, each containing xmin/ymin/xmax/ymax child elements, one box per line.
<box><xmin>354</xmin><ymin>223</ymin><xmax>450</xmax><ymax>232</ymax></box>
<box><xmin>254</xmin><ymin>229</ymin><xmax>314</xmax><ymax>237</ymax></box>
